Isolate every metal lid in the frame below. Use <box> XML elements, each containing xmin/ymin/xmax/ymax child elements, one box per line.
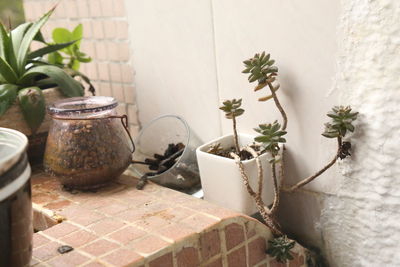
<box><xmin>0</xmin><ymin>128</ymin><xmax>28</xmax><ymax>176</ymax></box>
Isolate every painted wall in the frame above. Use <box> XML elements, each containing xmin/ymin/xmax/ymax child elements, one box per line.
<box><xmin>124</xmin><ymin>0</ymin><xmax>400</xmax><ymax>266</ymax></box>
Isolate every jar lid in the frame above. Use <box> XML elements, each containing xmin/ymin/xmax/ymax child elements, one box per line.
<box><xmin>0</xmin><ymin>127</ymin><xmax>28</xmax><ymax>176</ymax></box>
<box><xmin>48</xmin><ymin>96</ymin><xmax>118</xmax><ymax>117</ymax></box>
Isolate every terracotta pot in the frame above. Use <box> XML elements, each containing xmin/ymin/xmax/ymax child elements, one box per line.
<box><xmin>0</xmin><ymin>88</ymin><xmax>65</xmax><ymax>165</ymax></box>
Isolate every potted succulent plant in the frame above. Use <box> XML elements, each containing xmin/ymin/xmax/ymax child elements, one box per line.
<box><xmin>0</xmin><ymin>8</ymin><xmax>93</xmax><ymax>162</ymax></box>
<box><xmin>196</xmin><ymin>51</ymin><xmax>358</xmax><ymax>250</ymax></box>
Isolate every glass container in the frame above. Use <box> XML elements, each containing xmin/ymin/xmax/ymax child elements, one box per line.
<box><xmin>131</xmin><ymin>115</ymin><xmax>202</xmax><ymax>194</ymax></box>
<box><xmin>44</xmin><ymin>96</ymin><xmax>134</xmax><ymax>189</ymax></box>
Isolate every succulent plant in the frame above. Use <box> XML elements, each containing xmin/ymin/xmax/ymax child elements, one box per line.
<box><xmin>242</xmin><ymin>51</ymin><xmax>278</xmax><ymax>84</ymax></box>
<box><xmin>219</xmin><ymin>98</ymin><xmax>244</xmax><ymax>119</ymax></box>
<box><xmin>266</xmin><ymin>236</ymin><xmax>296</xmax><ymax>263</ymax></box>
<box><xmin>322</xmin><ymin>106</ymin><xmax>358</xmax><ymax>138</ymax></box>
<box><xmin>254</xmin><ymin>121</ymin><xmax>287</xmax><ymax>157</ymax></box>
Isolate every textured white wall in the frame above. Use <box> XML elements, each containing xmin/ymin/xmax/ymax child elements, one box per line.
<box><xmin>320</xmin><ymin>0</ymin><xmax>400</xmax><ymax>266</ymax></box>
<box><xmin>125</xmin><ymin>0</ymin><xmax>400</xmax><ymax>266</ymax></box>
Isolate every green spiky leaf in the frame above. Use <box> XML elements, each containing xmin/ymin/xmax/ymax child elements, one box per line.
<box><xmin>0</xmin><ymin>84</ymin><xmax>18</xmax><ymax>116</ymax></box>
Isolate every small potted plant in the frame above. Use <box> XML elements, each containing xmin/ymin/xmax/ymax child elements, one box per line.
<box><xmin>197</xmin><ymin>51</ymin><xmax>358</xmax><ymax>239</ymax></box>
<box><xmin>0</xmin><ymin>8</ymin><xmax>93</xmax><ymax>162</ymax></box>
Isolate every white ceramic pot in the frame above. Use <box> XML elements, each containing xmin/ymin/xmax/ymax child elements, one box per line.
<box><xmin>196</xmin><ymin>133</ymin><xmax>279</xmax><ymax>215</ymax></box>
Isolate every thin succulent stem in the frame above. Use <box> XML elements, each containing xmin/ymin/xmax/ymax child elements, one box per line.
<box><xmin>230</xmin><ymin>151</ymin><xmax>283</xmax><ymax>236</ymax></box>
<box><xmin>232</xmin><ymin>115</ymin><xmax>240</xmax><ymax>154</ymax></box>
<box><xmin>283</xmin><ymin>137</ymin><xmax>342</xmax><ymax>192</ymax></box>
<box><xmin>270</xmin><ymin>160</ymin><xmax>280</xmax><ymax>214</ymax></box>
<box><xmin>243</xmin><ymin>147</ymin><xmax>263</xmax><ymax>197</ymax></box>
<box><xmin>279</xmin><ymin>146</ymin><xmax>286</xmax><ymax>188</ymax></box>
<box><xmin>266</xmin><ymin>81</ymin><xmax>288</xmax><ymax>131</ymax></box>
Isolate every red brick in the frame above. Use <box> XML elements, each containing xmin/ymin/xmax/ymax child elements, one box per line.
<box><xmin>121</xmin><ymin>64</ymin><xmax>134</xmax><ymax>83</ymax></box>
<box><xmin>129</xmin><ymin>235</ymin><xmax>170</xmax><ymax>254</ymax></box>
<box><xmin>101</xmin><ymin>248</ymin><xmax>143</xmax><ymax>266</ymax></box>
<box><xmin>82</xmin><ymin>261</ymin><xmax>107</xmax><ymax>267</ymax></box>
<box><xmin>289</xmin><ymin>253</ymin><xmax>305</xmax><ymax>267</ymax></box>
<box><xmin>61</xmin><ymin>230</ymin><xmax>98</xmax><ymax>247</ymax></box>
<box><xmin>33</xmin><ymin>233</ymin><xmax>51</xmax><ymax>248</ymax></box>
<box><xmin>47</xmin><ymin>251</ymin><xmax>90</xmax><ymax>267</ymax></box>
<box><xmin>97</xmin><ymin>62</ymin><xmax>110</xmax><ymax>81</ymax></box>
<box><xmin>42</xmin><ymin>222</ymin><xmax>79</xmax><ymax>239</ymax></box>
<box><xmin>89</xmin><ymin>218</ymin><xmax>126</xmax><ymax>236</ymax></box>
<box><xmin>116</xmin><ymin>21</ymin><xmax>129</xmax><ymax>39</ymax></box>
<box><xmin>149</xmin><ymin>252</ymin><xmax>173</xmax><ymax>267</ymax></box>
<box><xmin>177</xmin><ymin>247</ymin><xmax>199</xmax><ymax>267</ymax></box>
<box><xmin>44</xmin><ymin>199</ymin><xmax>72</xmax><ymax>210</ymax></box>
<box><xmin>32</xmin><ymin>192</ymin><xmax>59</xmax><ymax>204</ymax></box>
<box><xmin>225</xmin><ymin>223</ymin><xmax>245</xmax><ymax>251</ymax></box>
<box><xmin>77</xmin><ymin>0</ymin><xmax>90</xmax><ymax>18</ymax></box>
<box><xmin>182</xmin><ymin>214</ymin><xmax>219</xmax><ymax>233</ymax></box>
<box><xmin>270</xmin><ymin>259</ymin><xmax>287</xmax><ymax>267</ymax></box>
<box><xmin>69</xmin><ymin>210</ymin><xmax>104</xmax><ymax>226</ymax></box>
<box><xmin>113</xmin><ymin>0</ymin><xmax>126</xmax><ymax>16</ymax></box>
<box><xmin>81</xmin><ymin>239</ymin><xmax>120</xmax><ymax>257</ymax></box>
<box><xmin>108</xmin><ymin>226</ymin><xmax>147</xmax><ymax>244</ymax></box>
<box><xmin>204</xmin><ymin>257</ymin><xmax>223</xmax><ymax>267</ymax></box>
<box><xmin>100</xmin><ymin>0</ymin><xmax>114</xmax><ymax>17</ymax></box>
<box><xmin>89</xmin><ymin>0</ymin><xmax>103</xmax><ymax>17</ymax></box>
<box><xmin>124</xmin><ymin>85</ymin><xmax>136</xmax><ymax>104</ymax></box>
<box><xmin>109</xmin><ymin>63</ymin><xmax>122</xmax><ymax>82</ymax></box>
<box><xmin>155</xmin><ymin>224</ymin><xmax>195</xmax><ymax>242</ymax></box>
<box><xmin>227</xmin><ymin>246</ymin><xmax>246</xmax><ymax>267</ymax></box>
<box><xmin>245</xmin><ymin>221</ymin><xmax>257</xmax><ymax>239</ymax></box>
<box><xmin>200</xmin><ymin>229</ymin><xmax>221</xmax><ymax>261</ymax></box>
<box><xmin>32</xmin><ymin>241</ymin><xmax>62</xmax><ymax>261</ymax></box>
<box><xmin>111</xmin><ymin>83</ymin><xmax>125</xmax><ymax>102</ymax></box>
<box><xmin>103</xmin><ymin>20</ymin><xmax>116</xmax><ymax>39</ymax></box>
<box><xmin>248</xmin><ymin>237</ymin><xmax>267</xmax><ymax>266</ymax></box>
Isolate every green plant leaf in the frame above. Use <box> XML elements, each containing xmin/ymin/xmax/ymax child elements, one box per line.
<box><xmin>17</xmin><ymin>9</ymin><xmax>53</xmax><ymax>74</ymax></box>
<box><xmin>11</xmin><ymin>22</ymin><xmax>32</xmax><ymax>55</ymax></box>
<box><xmin>47</xmin><ymin>51</ymin><xmax>64</xmax><ymax>65</ymax></box>
<box><xmin>0</xmin><ymin>84</ymin><xmax>18</xmax><ymax>116</ymax></box>
<box><xmin>18</xmin><ymin>87</ymin><xmax>45</xmax><ymax>133</ymax></box>
<box><xmin>52</xmin><ymin>28</ymin><xmax>72</xmax><ymax>44</ymax></box>
<box><xmin>0</xmin><ymin>23</ymin><xmax>10</xmax><ymax>60</ymax></box>
<box><xmin>0</xmin><ymin>56</ymin><xmax>18</xmax><ymax>83</ymax></box>
<box><xmin>19</xmin><ymin>65</ymin><xmax>83</xmax><ymax>97</ymax></box>
<box><xmin>28</xmin><ymin>40</ymin><xmax>76</xmax><ymax>60</ymax></box>
<box><xmin>72</xmin><ymin>24</ymin><xmax>83</xmax><ymax>48</ymax></box>
<box><xmin>71</xmin><ymin>59</ymin><xmax>80</xmax><ymax>70</ymax></box>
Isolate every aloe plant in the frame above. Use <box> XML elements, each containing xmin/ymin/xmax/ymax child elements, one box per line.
<box><xmin>0</xmin><ymin>9</ymin><xmax>84</xmax><ymax>133</ymax></box>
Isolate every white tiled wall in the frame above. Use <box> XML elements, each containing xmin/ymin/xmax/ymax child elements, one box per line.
<box><xmin>124</xmin><ymin>0</ymin><xmax>341</xmax><ymax>194</ymax></box>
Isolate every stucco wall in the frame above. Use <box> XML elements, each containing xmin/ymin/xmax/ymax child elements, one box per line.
<box><xmin>320</xmin><ymin>0</ymin><xmax>400</xmax><ymax>266</ymax></box>
<box><xmin>124</xmin><ymin>0</ymin><xmax>400</xmax><ymax>266</ymax></box>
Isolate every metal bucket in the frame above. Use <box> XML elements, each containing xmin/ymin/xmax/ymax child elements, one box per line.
<box><xmin>0</xmin><ymin>127</ymin><xmax>32</xmax><ymax>267</ymax></box>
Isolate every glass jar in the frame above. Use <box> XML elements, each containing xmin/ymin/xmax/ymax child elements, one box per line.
<box><xmin>44</xmin><ymin>96</ymin><xmax>134</xmax><ymax>189</ymax></box>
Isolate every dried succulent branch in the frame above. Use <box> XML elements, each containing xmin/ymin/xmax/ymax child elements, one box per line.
<box><xmin>206</xmin><ymin>142</ymin><xmax>224</xmax><ymax>155</ymax></box>
<box><xmin>230</xmin><ymin>151</ymin><xmax>283</xmax><ymax>236</ymax></box>
<box><xmin>220</xmin><ymin>99</ymin><xmax>244</xmax><ymax>153</ymax></box>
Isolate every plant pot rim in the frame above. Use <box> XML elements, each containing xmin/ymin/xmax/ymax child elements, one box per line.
<box><xmin>0</xmin><ymin>127</ymin><xmax>28</xmax><ymax>175</ymax></box>
<box><xmin>196</xmin><ymin>133</ymin><xmax>268</xmax><ymax>163</ymax></box>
